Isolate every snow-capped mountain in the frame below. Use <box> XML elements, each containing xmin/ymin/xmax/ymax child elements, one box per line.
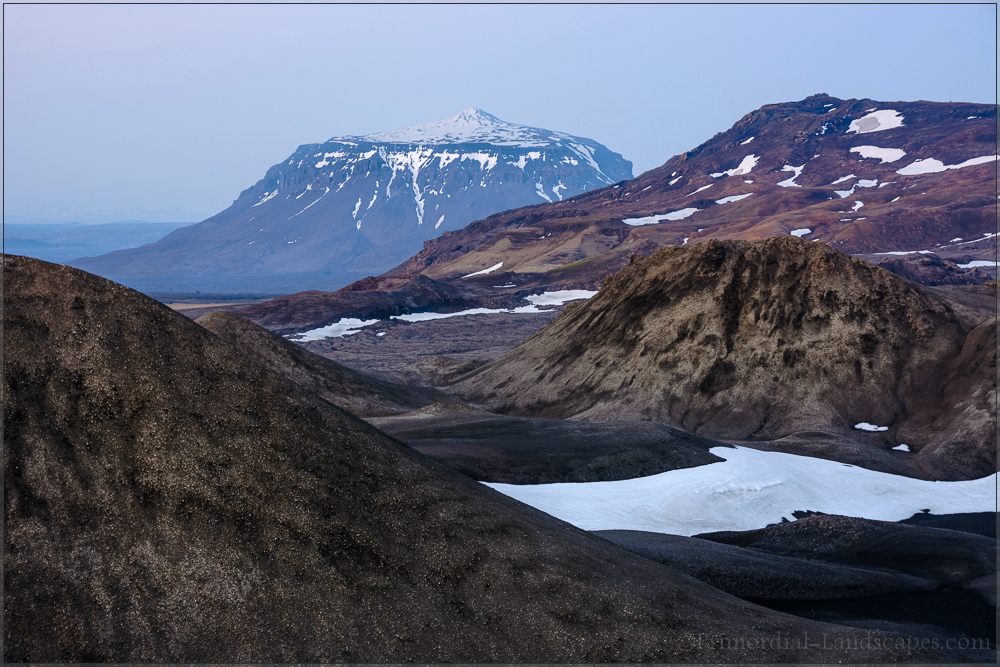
<box><xmin>71</xmin><ymin>109</ymin><xmax>632</xmax><ymax>292</ymax></box>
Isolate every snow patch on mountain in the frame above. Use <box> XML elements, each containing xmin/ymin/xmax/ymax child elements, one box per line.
<box><xmin>847</xmin><ymin>109</ymin><xmax>905</xmax><ymax>134</ymax></box>
<box><xmin>461</xmin><ymin>262</ymin><xmax>503</xmax><ymax>278</ymax></box>
<box><xmin>623</xmin><ymin>208</ymin><xmax>698</xmax><ymax>226</ymax></box>
<box><xmin>711</xmin><ymin>154</ymin><xmax>759</xmax><ymax>179</ymax></box>
<box><xmin>851</xmin><ymin>145</ymin><xmax>907</xmax><ymax>163</ymax></box>
<box><xmin>777</xmin><ymin>164</ymin><xmax>804</xmax><ymax>187</ymax></box>
<box><xmin>896</xmin><ymin>154</ymin><xmax>999</xmax><ymax>175</ymax></box>
<box><xmin>715</xmin><ymin>193</ymin><xmax>753</xmax><ymax>205</ymax></box>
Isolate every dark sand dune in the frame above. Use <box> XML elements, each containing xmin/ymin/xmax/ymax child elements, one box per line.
<box><xmin>598</xmin><ymin>518</ymin><xmax>995</xmax><ymax>657</ymax></box>
<box><xmin>458</xmin><ymin>237</ymin><xmax>996</xmax><ymax>480</ymax></box>
<box><xmin>369</xmin><ymin>402</ymin><xmax>726</xmax><ymax>483</ymax></box>
<box><xmin>7</xmin><ymin>254</ymin><xmax>966</xmax><ymax>662</ymax></box>
<box><xmin>194</xmin><ymin>309</ymin><xmax>448</xmax><ymax>417</ymax></box>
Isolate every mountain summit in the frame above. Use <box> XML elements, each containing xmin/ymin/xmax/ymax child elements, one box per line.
<box><xmin>356</xmin><ymin>108</ymin><xmax>578</xmax><ymax>147</ymax></box>
<box><xmin>70</xmin><ymin>110</ymin><xmax>632</xmax><ymax>292</ymax></box>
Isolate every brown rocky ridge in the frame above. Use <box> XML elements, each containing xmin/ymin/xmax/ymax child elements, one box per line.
<box><xmin>9</xmin><ymin>253</ymin><xmax>962</xmax><ymax>662</ymax></box>
<box><xmin>455</xmin><ymin>236</ymin><xmax>996</xmax><ymax>481</ymax></box>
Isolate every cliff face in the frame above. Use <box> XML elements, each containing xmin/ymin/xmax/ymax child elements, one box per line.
<box><xmin>458</xmin><ymin>237</ymin><xmax>996</xmax><ymax>480</ymax></box>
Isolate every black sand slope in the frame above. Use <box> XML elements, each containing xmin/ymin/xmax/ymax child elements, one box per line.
<box><xmin>598</xmin><ymin>517</ymin><xmax>996</xmax><ymax>661</ymax></box>
<box><xmin>6</xmin><ymin>254</ymin><xmax>966</xmax><ymax>662</ymax></box>
<box><xmin>369</xmin><ymin>402</ymin><xmax>727</xmax><ymax>483</ymax></box>
<box><xmin>194</xmin><ymin>309</ymin><xmax>448</xmax><ymax>417</ymax></box>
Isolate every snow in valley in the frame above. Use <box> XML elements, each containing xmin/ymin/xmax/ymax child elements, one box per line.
<box><xmin>289</xmin><ymin>290</ymin><xmax>598</xmax><ymax>340</ymax></box>
<box><xmin>486</xmin><ymin>446</ymin><xmax>996</xmax><ymax>537</ymax></box>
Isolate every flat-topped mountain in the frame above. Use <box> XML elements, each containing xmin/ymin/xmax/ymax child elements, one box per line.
<box><xmin>384</xmin><ymin>95</ymin><xmax>996</xmax><ymax>289</ymax></box>
<box><xmin>457</xmin><ymin>237</ymin><xmax>996</xmax><ymax>480</ymax></box>
<box><xmin>69</xmin><ymin>109</ymin><xmax>632</xmax><ymax>292</ymax></box>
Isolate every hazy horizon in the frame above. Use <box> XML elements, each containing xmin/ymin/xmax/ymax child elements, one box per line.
<box><xmin>4</xmin><ymin>3</ymin><xmax>996</xmax><ymax>224</ymax></box>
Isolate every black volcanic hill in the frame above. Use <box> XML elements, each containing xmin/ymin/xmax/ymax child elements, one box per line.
<box><xmin>384</xmin><ymin>95</ymin><xmax>996</xmax><ymax>288</ymax></box>
<box><xmin>456</xmin><ymin>237</ymin><xmax>996</xmax><ymax>480</ymax></box>
<box><xmin>69</xmin><ymin>109</ymin><xmax>632</xmax><ymax>293</ymax></box>
<box><xmin>5</xmin><ymin>254</ymin><xmax>949</xmax><ymax>662</ymax></box>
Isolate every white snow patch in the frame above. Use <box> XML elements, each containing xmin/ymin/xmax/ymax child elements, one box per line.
<box><xmin>740</xmin><ymin>136</ymin><xmax>755</xmax><ymax>145</ymax></box>
<box><xmin>847</xmin><ymin>109</ymin><xmax>905</xmax><ymax>134</ymax></box>
<box><xmin>668</xmin><ymin>176</ymin><xmax>682</xmax><ymax>186</ymax></box>
<box><xmin>508</xmin><ymin>151</ymin><xmax>542</xmax><ymax>170</ymax></box>
<box><xmin>715</xmin><ymin>193</ymin><xmax>753</xmax><ymax>205</ymax></box>
<box><xmin>855</xmin><ymin>422</ymin><xmax>888</xmax><ymax>432</ymax></box>
<box><xmin>957</xmin><ymin>260</ymin><xmax>999</xmax><ymax>268</ymax></box>
<box><xmin>852</xmin><ymin>200</ymin><xmax>864</xmax><ymax>212</ymax></box>
<box><xmin>292</xmin><ymin>318</ymin><xmax>380</xmax><ymax>341</ymax></box>
<box><xmin>686</xmin><ymin>184</ymin><xmax>713</xmax><ymax>196</ymax></box>
<box><xmin>552</xmin><ymin>181</ymin><xmax>567</xmax><ymax>200</ymax></box>
<box><xmin>525</xmin><ymin>290</ymin><xmax>598</xmax><ymax>307</ymax></box>
<box><xmin>461</xmin><ymin>151</ymin><xmax>499</xmax><ymax>170</ymax></box>
<box><xmin>891</xmin><ymin>196</ymin><xmax>900</xmax><ymax>203</ymax></box>
<box><xmin>831</xmin><ymin>174</ymin><xmax>856</xmax><ymax>185</ymax></box>
<box><xmin>623</xmin><ymin>208</ymin><xmax>698</xmax><ymax>226</ymax></box>
<box><xmin>897</xmin><ymin>154</ymin><xmax>999</xmax><ymax>175</ymax></box>
<box><xmin>535</xmin><ymin>182</ymin><xmax>552</xmax><ymax>202</ymax></box>
<box><xmin>390</xmin><ymin>290</ymin><xmax>597</xmax><ymax>323</ymax></box>
<box><xmin>711</xmin><ymin>154</ymin><xmax>759</xmax><ymax>179</ymax></box>
<box><xmin>253</xmin><ymin>190</ymin><xmax>278</xmax><ymax>207</ymax></box>
<box><xmin>682</xmin><ymin>237</ymin><xmax>689</xmax><ymax>245</ymax></box>
<box><xmin>850</xmin><ymin>145</ymin><xmax>907</xmax><ymax>163</ymax></box>
<box><xmin>461</xmin><ymin>262</ymin><xmax>504</xmax><ymax>278</ymax></box>
<box><xmin>893</xmin><ymin>444</ymin><xmax>911</xmax><ymax>452</ymax></box>
<box><xmin>485</xmin><ymin>446</ymin><xmax>996</xmax><ymax>537</ymax></box>
<box><xmin>352</xmin><ymin>197</ymin><xmax>363</xmax><ymax>219</ymax></box>
<box><xmin>435</xmin><ymin>215</ymin><xmax>445</xmax><ymax>229</ymax></box>
<box><xmin>776</xmin><ymin>164</ymin><xmax>804</xmax><ymax>187</ymax></box>
<box><xmin>744</xmin><ymin>179</ymin><xmax>753</xmax><ymax>184</ymax></box>
<box><xmin>789</xmin><ymin>228</ymin><xmax>812</xmax><ymax>237</ymax></box>
<box><xmin>435</xmin><ymin>150</ymin><xmax>460</xmax><ymax>168</ymax></box>
<box><xmin>376</xmin><ymin>332</ymin><xmax>386</xmax><ymax>337</ymax></box>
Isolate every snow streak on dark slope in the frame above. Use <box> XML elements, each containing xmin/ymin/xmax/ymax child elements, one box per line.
<box><xmin>70</xmin><ymin>109</ymin><xmax>632</xmax><ymax>292</ymax></box>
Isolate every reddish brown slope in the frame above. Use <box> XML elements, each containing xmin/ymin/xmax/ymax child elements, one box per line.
<box><xmin>385</xmin><ymin>94</ymin><xmax>996</xmax><ymax>288</ymax></box>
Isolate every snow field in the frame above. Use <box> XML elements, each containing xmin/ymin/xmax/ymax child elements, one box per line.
<box><xmin>485</xmin><ymin>446</ymin><xmax>996</xmax><ymax>537</ymax></box>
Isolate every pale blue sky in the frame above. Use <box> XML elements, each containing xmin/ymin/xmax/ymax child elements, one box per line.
<box><xmin>4</xmin><ymin>3</ymin><xmax>996</xmax><ymax>222</ymax></box>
